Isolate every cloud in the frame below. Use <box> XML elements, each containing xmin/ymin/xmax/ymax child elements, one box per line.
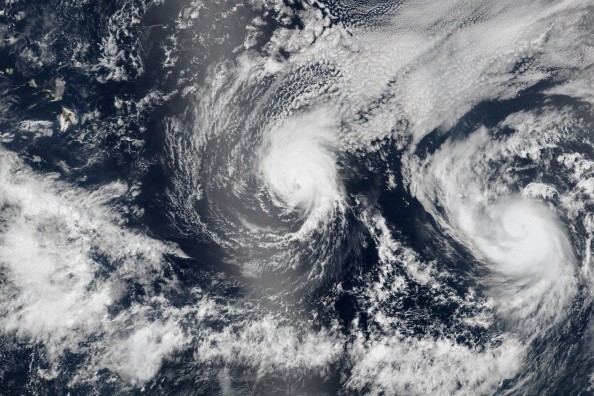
<box><xmin>0</xmin><ymin>148</ymin><xmax>187</xmax><ymax>385</ymax></box>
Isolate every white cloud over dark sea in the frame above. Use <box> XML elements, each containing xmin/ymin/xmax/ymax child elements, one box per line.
<box><xmin>0</xmin><ymin>0</ymin><xmax>593</xmax><ymax>394</ymax></box>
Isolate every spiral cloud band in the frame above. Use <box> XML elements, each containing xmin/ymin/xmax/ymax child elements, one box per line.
<box><xmin>475</xmin><ymin>199</ymin><xmax>574</xmax><ymax>278</ymax></box>
<box><xmin>258</xmin><ymin>110</ymin><xmax>341</xmax><ymax>222</ymax></box>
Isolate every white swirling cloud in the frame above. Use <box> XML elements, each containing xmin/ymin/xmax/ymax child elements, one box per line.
<box><xmin>471</xmin><ymin>199</ymin><xmax>574</xmax><ymax>278</ymax></box>
<box><xmin>408</xmin><ymin>125</ymin><xmax>577</xmax><ymax>337</ymax></box>
<box><xmin>258</xmin><ymin>109</ymin><xmax>343</xmax><ymax>225</ymax></box>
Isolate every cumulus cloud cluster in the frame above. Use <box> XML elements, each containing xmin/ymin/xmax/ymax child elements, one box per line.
<box><xmin>0</xmin><ymin>148</ymin><xmax>188</xmax><ymax>385</ymax></box>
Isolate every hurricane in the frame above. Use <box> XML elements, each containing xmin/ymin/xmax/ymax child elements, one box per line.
<box><xmin>258</xmin><ymin>110</ymin><xmax>341</xmax><ymax>221</ymax></box>
<box><xmin>0</xmin><ymin>0</ymin><xmax>593</xmax><ymax>394</ymax></box>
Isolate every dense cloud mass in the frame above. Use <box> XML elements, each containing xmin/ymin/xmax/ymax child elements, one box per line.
<box><xmin>0</xmin><ymin>0</ymin><xmax>593</xmax><ymax>394</ymax></box>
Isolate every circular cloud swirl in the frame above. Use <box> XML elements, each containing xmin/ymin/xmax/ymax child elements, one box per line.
<box><xmin>463</xmin><ymin>199</ymin><xmax>574</xmax><ymax>279</ymax></box>
<box><xmin>408</xmin><ymin>127</ymin><xmax>578</xmax><ymax>338</ymax></box>
<box><xmin>258</xmin><ymin>110</ymin><xmax>341</xmax><ymax>222</ymax></box>
<box><xmin>164</xmin><ymin>62</ymin><xmax>350</xmax><ymax>286</ymax></box>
